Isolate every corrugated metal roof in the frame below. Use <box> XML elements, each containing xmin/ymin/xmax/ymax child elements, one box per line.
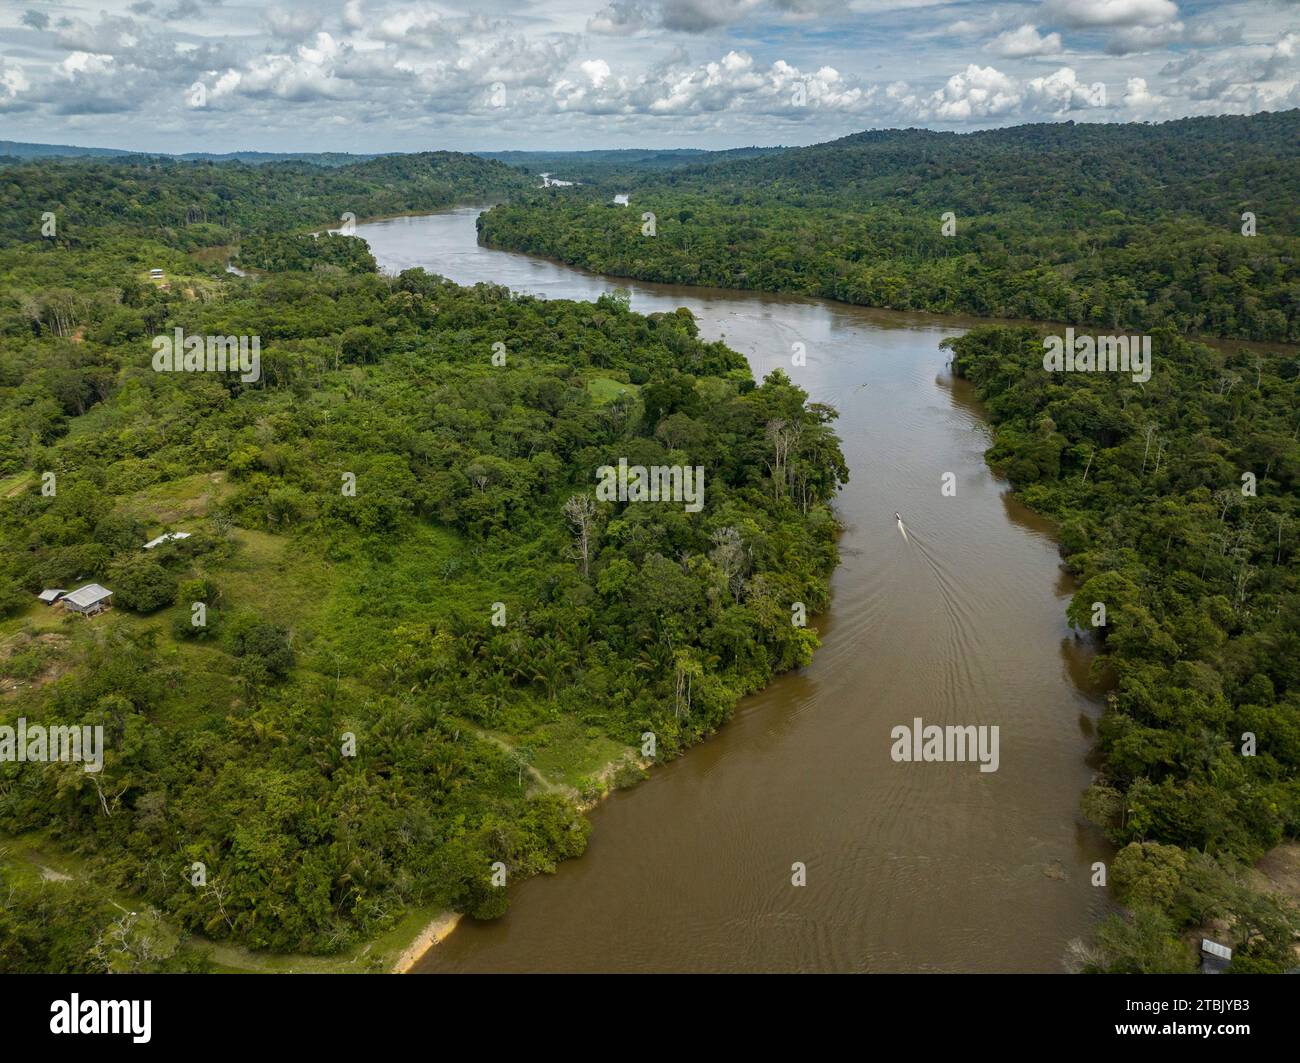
<box><xmin>63</xmin><ymin>583</ymin><xmax>113</xmax><ymax>608</ymax></box>
<box><xmin>1201</xmin><ymin>939</ymin><xmax>1233</xmax><ymax>960</ymax></box>
<box><xmin>143</xmin><ymin>531</ymin><xmax>192</xmax><ymax>549</ymax></box>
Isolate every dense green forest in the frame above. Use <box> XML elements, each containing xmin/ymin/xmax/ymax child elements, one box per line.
<box><xmin>0</xmin><ymin>151</ymin><xmax>526</xmax><ymax>253</ymax></box>
<box><xmin>479</xmin><ymin>111</ymin><xmax>1300</xmax><ymax>343</ymax></box>
<box><xmin>235</xmin><ymin>231</ymin><xmax>379</xmax><ymax>275</ymax></box>
<box><xmin>948</xmin><ymin>325</ymin><xmax>1300</xmax><ymax>972</ymax></box>
<box><xmin>0</xmin><ymin>158</ymin><xmax>845</xmax><ymax>970</ymax></box>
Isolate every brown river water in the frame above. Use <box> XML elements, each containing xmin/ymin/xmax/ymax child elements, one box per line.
<box><xmin>356</xmin><ymin>207</ymin><xmax>1112</xmax><ymax>972</ymax></box>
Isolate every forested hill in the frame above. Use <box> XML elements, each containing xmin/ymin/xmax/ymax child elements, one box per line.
<box><xmin>0</xmin><ymin>140</ymin><xmax>138</xmax><ymax>160</ymax></box>
<box><xmin>640</xmin><ymin>112</ymin><xmax>1300</xmax><ymax>228</ymax></box>
<box><xmin>478</xmin><ymin>110</ymin><xmax>1300</xmax><ymax>342</ymax></box>
<box><xmin>0</xmin><ymin>151</ymin><xmax>527</xmax><ymax>251</ymax></box>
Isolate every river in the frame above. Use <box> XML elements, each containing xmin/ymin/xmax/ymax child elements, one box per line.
<box><xmin>356</xmin><ymin>206</ymin><xmax>1112</xmax><ymax>973</ymax></box>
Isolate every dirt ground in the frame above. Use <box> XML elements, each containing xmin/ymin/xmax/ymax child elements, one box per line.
<box><xmin>1254</xmin><ymin>841</ymin><xmax>1300</xmax><ymax>902</ymax></box>
<box><xmin>0</xmin><ymin>631</ymin><xmax>72</xmax><ymax>698</ymax></box>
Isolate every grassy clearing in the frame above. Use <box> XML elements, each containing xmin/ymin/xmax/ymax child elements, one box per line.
<box><xmin>0</xmin><ymin>472</ymin><xmax>32</xmax><ymax>498</ymax></box>
<box><xmin>115</xmin><ymin>471</ymin><xmax>232</xmax><ymax>526</ymax></box>
<box><xmin>221</xmin><ymin>528</ymin><xmax>332</xmax><ymax>629</ymax></box>
<box><xmin>0</xmin><ymin>831</ymin><xmax>89</xmax><ymax>888</ymax></box>
<box><xmin>586</xmin><ymin>374</ymin><xmax>638</xmax><ymax>405</ymax></box>
<box><xmin>449</xmin><ymin>713</ymin><xmax>638</xmax><ymax>805</ymax></box>
<box><xmin>521</xmin><ymin>716</ymin><xmax>632</xmax><ymax>791</ymax></box>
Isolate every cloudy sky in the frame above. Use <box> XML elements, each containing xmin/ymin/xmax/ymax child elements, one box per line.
<box><xmin>0</xmin><ymin>0</ymin><xmax>1297</xmax><ymax>152</ymax></box>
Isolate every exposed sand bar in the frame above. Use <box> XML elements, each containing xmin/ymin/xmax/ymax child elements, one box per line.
<box><xmin>392</xmin><ymin>912</ymin><xmax>463</xmax><ymax>973</ymax></box>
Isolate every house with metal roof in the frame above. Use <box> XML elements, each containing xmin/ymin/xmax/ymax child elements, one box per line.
<box><xmin>61</xmin><ymin>583</ymin><xmax>113</xmax><ymax>616</ymax></box>
<box><xmin>37</xmin><ymin>589</ymin><xmax>66</xmax><ymax>604</ymax></box>
<box><xmin>1200</xmin><ymin>939</ymin><xmax>1232</xmax><ymax>974</ymax></box>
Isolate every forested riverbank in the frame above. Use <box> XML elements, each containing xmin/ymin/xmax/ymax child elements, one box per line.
<box><xmin>949</xmin><ymin>325</ymin><xmax>1300</xmax><ymax>972</ymax></box>
<box><xmin>0</xmin><ymin>156</ymin><xmax>846</xmax><ymax>970</ymax></box>
<box><xmin>366</xmin><ymin>208</ymin><xmax>1114</xmax><ymax>974</ymax></box>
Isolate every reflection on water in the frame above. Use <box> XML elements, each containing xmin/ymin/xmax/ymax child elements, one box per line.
<box><xmin>357</xmin><ymin>207</ymin><xmax>1113</xmax><ymax>973</ymax></box>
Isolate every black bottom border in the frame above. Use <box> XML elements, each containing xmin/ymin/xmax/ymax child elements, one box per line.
<box><xmin>3</xmin><ymin>972</ymin><xmax>1292</xmax><ymax>1049</ymax></box>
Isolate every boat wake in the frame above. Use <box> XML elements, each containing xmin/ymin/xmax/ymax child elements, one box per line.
<box><xmin>894</xmin><ymin>515</ymin><xmax>983</xmax><ymax>706</ymax></box>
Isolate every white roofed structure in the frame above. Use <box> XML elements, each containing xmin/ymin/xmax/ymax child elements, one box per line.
<box><xmin>143</xmin><ymin>531</ymin><xmax>192</xmax><ymax>550</ymax></box>
<box><xmin>62</xmin><ymin>583</ymin><xmax>113</xmax><ymax>615</ymax></box>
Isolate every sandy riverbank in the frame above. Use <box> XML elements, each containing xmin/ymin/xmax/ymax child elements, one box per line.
<box><xmin>391</xmin><ymin>912</ymin><xmax>463</xmax><ymax>973</ymax></box>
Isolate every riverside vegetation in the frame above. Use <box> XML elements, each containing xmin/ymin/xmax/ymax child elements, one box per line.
<box><xmin>0</xmin><ymin>153</ymin><xmax>846</xmax><ymax>970</ymax></box>
<box><xmin>948</xmin><ymin>326</ymin><xmax>1300</xmax><ymax>973</ymax></box>
<box><xmin>479</xmin><ymin>113</ymin><xmax>1300</xmax><ymax>972</ymax></box>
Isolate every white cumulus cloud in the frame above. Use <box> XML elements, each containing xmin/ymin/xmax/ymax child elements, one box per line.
<box><xmin>989</xmin><ymin>25</ymin><xmax>1063</xmax><ymax>58</ymax></box>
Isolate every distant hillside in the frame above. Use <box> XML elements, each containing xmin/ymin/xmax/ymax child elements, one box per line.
<box><xmin>658</xmin><ymin>110</ymin><xmax>1300</xmax><ymax>231</ymax></box>
<box><xmin>175</xmin><ymin>151</ymin><xmax>383</xmax><ymax>166</ymax></box>
<box><xmin>0</xmin><ymin>140</ymin><xmax>137</xmax><ymax>160</ymax></box>
<box><xmin>476</xmin><ymin>146</ymin><xmax>786</xmax><ymax>183</ymax></box>
<box><xmin>479</xmin><ymin>109</ymin><xmax>1300</xmax><ymax>342</ymax></box>
<box><xmin>0</xmin><ymin>140</ymin><xmax>382</xmax><ymax>167</ymax></box>
<box><xmin>0</xmin><ymin>139</ymin><xmax>781</xmax><ymax>178</ymax></box>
